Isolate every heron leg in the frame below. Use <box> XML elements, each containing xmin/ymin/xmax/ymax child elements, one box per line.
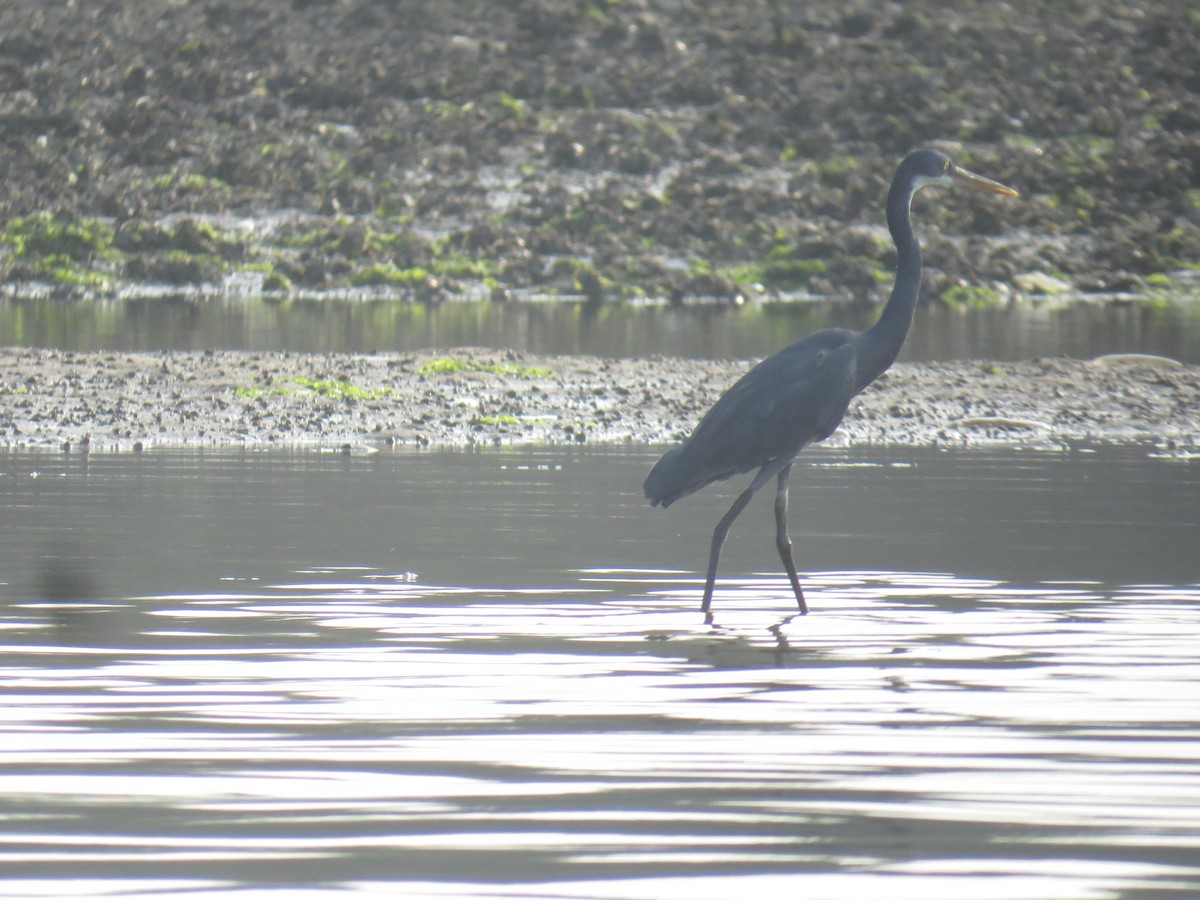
<box><xmin>701</xmin><ymin>459</ymin><xmax>790</xmax><ymax>614</ymax></box>
<box><xmin>773</xmin><ymin>464</ymin><xmax>808</xmax><ymax>614</ymax></box>
<box><xmin>702</xmin><ymin>485</ymin><xmax>757</xmax><ymax>614</ymax></box>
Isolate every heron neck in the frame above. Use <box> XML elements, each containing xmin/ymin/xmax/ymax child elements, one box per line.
<box><xmin>857</xmin><ymin>181</ymin><xmax>922</xmax><ymax>390</ymax></box>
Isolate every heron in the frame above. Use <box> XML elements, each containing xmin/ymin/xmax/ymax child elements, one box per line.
<box><xmin>643</xmin><ymin>148</ymin><xmax>1018</xmax><ymax>614</ymax></box>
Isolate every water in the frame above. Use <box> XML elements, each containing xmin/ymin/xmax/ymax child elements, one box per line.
<box><xmin>1</xmin><ymin>445</ymin><xmax>1199</xmax><ymax>898</ymax></box>
<box><xmin>2</xmin><ymin>293</ymin><xmax>1199</xmax><ymax>362</ymax></box>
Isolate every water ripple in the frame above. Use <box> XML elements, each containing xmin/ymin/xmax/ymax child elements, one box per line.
<box><xmin>2</xmin><ymin>567</ymin><xmax>1199</xmax><ymax>897</ymax></box>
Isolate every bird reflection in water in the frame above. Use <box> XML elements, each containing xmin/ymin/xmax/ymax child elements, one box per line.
<box><xmin>35</xmin><ymin>539</ymin><xmax>107</xmax><ymax>641</ymax></box>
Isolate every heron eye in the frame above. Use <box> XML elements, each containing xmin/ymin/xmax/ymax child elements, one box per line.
<box><xmin>942</xmin><ymin>160</ymin><xmax>952</xmax><ymax>174</ymax></box>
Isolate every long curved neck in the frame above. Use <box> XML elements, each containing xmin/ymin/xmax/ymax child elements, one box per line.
<box><xmin>856</xmin><ymin>175</ymin><xmax>922</xmax><ymax>391</ymax></box>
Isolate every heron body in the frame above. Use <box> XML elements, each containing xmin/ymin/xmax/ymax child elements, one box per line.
<box><xmin>644</xmin><ymin>148</ymin><xmax>1018</xmax><ymax>614</ymax></box>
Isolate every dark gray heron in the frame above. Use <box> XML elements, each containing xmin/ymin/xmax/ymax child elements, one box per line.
<box><xmin>644</xmin><ymin>148</ymin><xmax>1018</xmax><ymax>613</ymax></box>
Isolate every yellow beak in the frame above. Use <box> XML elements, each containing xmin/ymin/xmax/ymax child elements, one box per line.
<box><xmin>951</xmin><ymin>164</ymin><xmax>1020</xmax><ymax>198</ymax></box>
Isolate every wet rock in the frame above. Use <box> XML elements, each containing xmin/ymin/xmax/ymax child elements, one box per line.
<box><xmin>1014</xmin><ymin>271</ymin><xmax>1073</xmax><ymax>295</ymax></box>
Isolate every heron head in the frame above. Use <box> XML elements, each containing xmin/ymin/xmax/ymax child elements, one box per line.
<box><xmin>903</xmin><ymin>148</ymin><xmax>1019</xmax><ymax>198</ymax></box>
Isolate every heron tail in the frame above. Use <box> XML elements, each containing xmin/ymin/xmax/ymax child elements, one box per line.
<box><xmin>643</xmin><ymin>445</ymin><xmax>693</xmax><ymax>508</ymax></box>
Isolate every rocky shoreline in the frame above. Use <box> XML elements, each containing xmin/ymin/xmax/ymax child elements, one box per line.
<box><xmin>1</xmin><ymin>1</ymin><xmax>1197</xmax><ymax>302</ymax></box>
<box><xmin>2</xmin><ymin>347</ymin><xmax>1196</xmax><ymax>454</ymax></box>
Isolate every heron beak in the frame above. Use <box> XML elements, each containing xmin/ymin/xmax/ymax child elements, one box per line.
<box><xmin>950</xmin><ymin>165</ymin><xmax>1019</xmax><ymax>198</ymax></box>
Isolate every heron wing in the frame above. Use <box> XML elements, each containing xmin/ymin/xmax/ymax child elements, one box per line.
<box><xmin>645</xmin><ymin>332</ymin><xmax>858</xmax><ymax>506</ymax></box>
<box><xmin>696</xmin><ymin>336</ymin><xmax>857</xmax><ymax>466</ymax></box>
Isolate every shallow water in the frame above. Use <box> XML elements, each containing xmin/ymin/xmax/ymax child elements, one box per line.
<box><xmin>1</xmin><ymin>445</ymin><xmax>1199</xmax><ymax>899</ymax></box>
<box><xmin>2</xmin><ymin>293</ymin><xmax>1199</xmax><ymax>363</ymax></box>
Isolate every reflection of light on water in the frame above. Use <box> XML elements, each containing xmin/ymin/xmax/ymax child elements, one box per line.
<box><xmin>1</xmin><ymin>445</ymin><xmax>1197</xmax><ymax>898</ymax></box>
<box><xmin>1</xmin><ymin>567</ymin><xmax>1199</xmax><ymax>897</ymax></box>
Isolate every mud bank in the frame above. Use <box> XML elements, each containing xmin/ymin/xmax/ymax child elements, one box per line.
<box><xmin>2</xmin><ymin>347</ymin><xmax>1196</xmax><ymax>454</ymax></box>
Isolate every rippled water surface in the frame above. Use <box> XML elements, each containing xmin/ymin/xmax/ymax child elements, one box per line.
<box><xmin>1</xmin><ymin>445</ymin><xmax>1198</xmax><ymax>899</ymax></box>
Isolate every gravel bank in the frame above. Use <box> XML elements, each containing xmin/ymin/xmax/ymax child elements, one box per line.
<box><xmin>2</xmin><ymin>347</ymin><xmax>1196</xmax><ymax>454</ymax></box>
